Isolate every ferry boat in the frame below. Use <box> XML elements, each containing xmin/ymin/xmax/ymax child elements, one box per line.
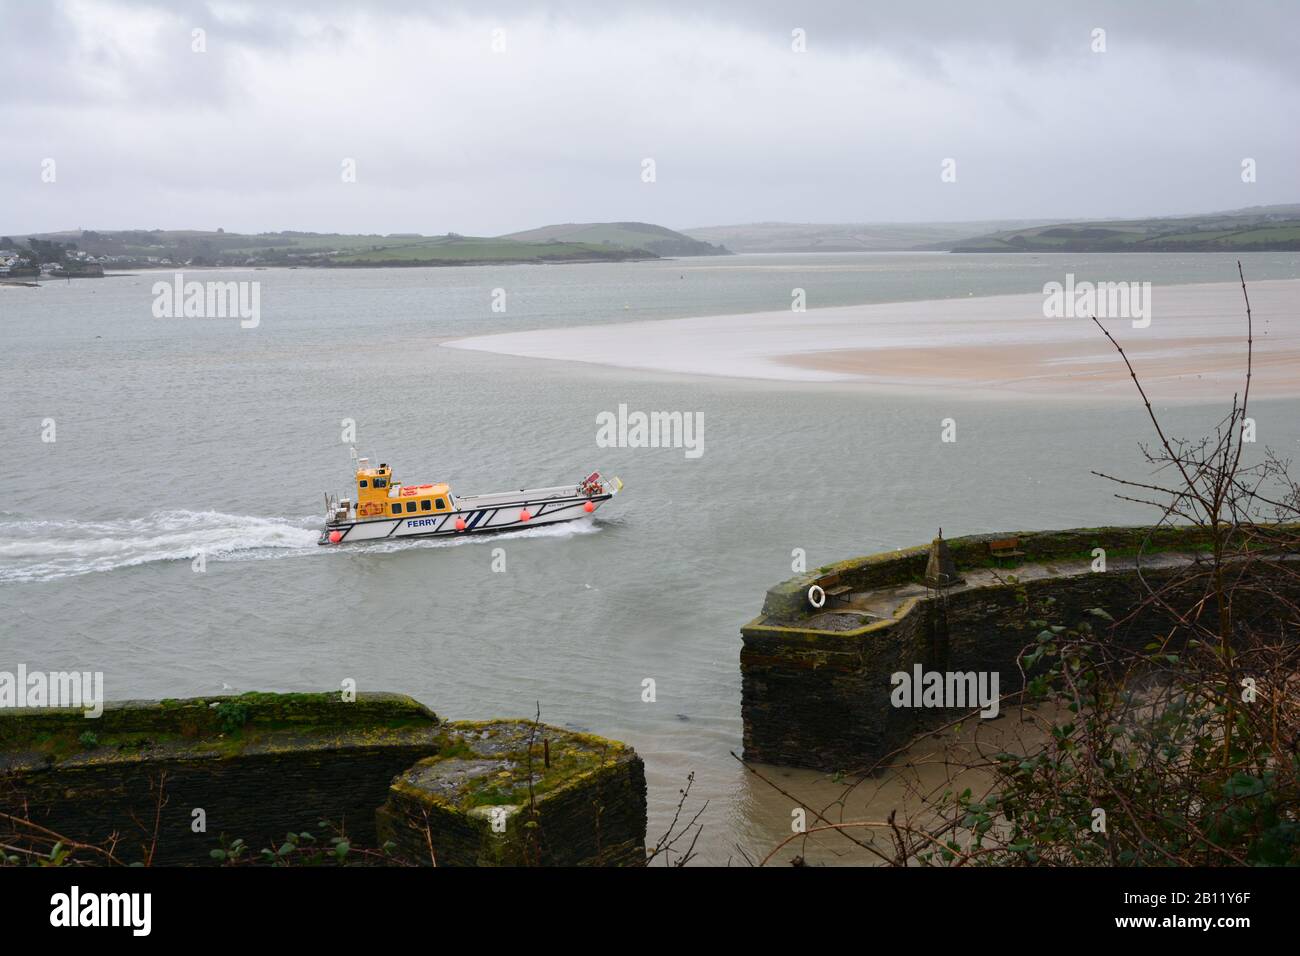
<box><xmin>318</xmin><ymin>457</ymin><xmax>622</xmax><ymax>545</ymax></box>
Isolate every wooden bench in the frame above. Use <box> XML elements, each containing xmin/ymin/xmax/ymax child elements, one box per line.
<box><xmin>988</xmin><ymin>537</ymin><xmax>1026</xmax><ymax>562</ymax></box>
<box><xmin>825</xmin><ymin>584</ymin><xmax>853</xmax><ymax>606</ymax></box>
<box><xmin>816</xmin><ymin>575</ymin><xmax>854</xmax><ymax>607</ymax></box>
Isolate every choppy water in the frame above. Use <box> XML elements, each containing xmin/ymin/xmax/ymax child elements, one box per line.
<box><xmin>2</xmin><ymin>251</ymin><xmax>1298</xmax><ymax>864</ymax></box>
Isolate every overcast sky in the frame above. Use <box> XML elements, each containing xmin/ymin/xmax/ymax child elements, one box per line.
<box><xmin>3</xmin><ymin>0</ymin><xmax>1298</xmax><ymax>236</ymax></box>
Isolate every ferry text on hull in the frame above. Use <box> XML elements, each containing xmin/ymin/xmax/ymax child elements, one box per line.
<box><xmin>319</xmin><ymin>458</ymin><xmax>622</xmax><ymax>545</ymax></box>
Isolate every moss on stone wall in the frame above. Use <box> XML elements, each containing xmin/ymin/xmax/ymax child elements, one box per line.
<box><xmin>0</xmin><ymin>693</ymin><xmax>646</xmax><ymax>867</ymax></box>
<box><xmin>376</xmin><ymin>719</ymin><xmax>647</xmax><ymax>866</ymax></box>
<box><xmin>758</xmin><ymin>525</ymin><xmax>1231</xmax><ymax>623</ymax></box>
<box><xmin>0</xmin><ymin>691</ymin><xmax>439</xmax><ymax>770</ymax></box>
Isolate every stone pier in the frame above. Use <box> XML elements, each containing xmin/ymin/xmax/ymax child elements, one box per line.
<box><xmin>0</xmin><ymin>692</ymin><xmax>647</xmax><ymax>866</ymax></box>
<box><xmin>741</xmin><ymin>525</ymin><xmax>1297</xmax><ymax>772</ymax></box>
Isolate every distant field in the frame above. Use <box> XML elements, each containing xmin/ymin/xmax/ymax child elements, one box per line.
<box><xmin>12</xmin><ymin>229</ymin><xmax>655</xmax><ymax>266</ymax></box>
<box><xmin>952</xmin><ymin>209</ymin><xmax>1300</xmax><ymax>252</ymax></box>
<box><xmin>505</xmin><ymin>222</ymin><xmax>677</xmax><ymax>244</ymax></box>
<box><xmin>17</xmin><ymin>206</ymin><xmax>1300</xmax><ymax>266</ymax></box>
<box><xmin>330</xmin><ymin>237</ymin><xmax>647</xmax><ymax>263</ymax></box>
<box><xmin>681</xmin><ymin>219</ymin><xmax>1053</xmax><ymax>253</ymax></box>
<box><xmin>689</xmin><ymin>206</ymin><xmax>1300</xmax><ymax>253</ymax></box>
<box><xmin>504</xmin><ymin>221</ymin><xmax>726</xmax><ymax>256</ymax></box>
<box><xmin>20</xmin><ymin>229</ymin><xmax>442</xmax><ymax>258</ymax></box>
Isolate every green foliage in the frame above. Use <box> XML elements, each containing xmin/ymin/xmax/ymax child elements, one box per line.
<box><xmin>41</xmin><ymin>842</ymin><xmax>72</xmax><ymax>866</ymax></box>
<box><xmin>209</xmin><ymin>822</ymin><xmax>395</xmax><ymax>867</ymax></box>
<box><xmin>214</xmin><ymin>700</ymin><xmax>250</xmax><ymax>734</ymax></box>
<box><xmin>21</xmin><ymin>238</ymin><xmax>73</xmax><ymax>263</ymax></box>
<box><xmin>929</xmin><ymin>605</ymin><xmax>1300</xmax><ymax>866</ymax></box>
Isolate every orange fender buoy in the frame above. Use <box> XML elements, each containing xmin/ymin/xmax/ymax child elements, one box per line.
<box><xmin>328</xmin><ymin>530</ymin><xmax>343</xmax><ymax>543</ymax></box>
<box><xmin>454</xmin><ymin>517</ymin><xmax>467</xmax><ymax>531</ymax></box>
<box><xmin>583</xmin><ymin>501</ymin><xmax>595</xmax><ymax>513</ymax></box>
<box><xmin>519</xmin><ymin>509</ymin><xmax>531</xmax><ymax>522</ymax></box>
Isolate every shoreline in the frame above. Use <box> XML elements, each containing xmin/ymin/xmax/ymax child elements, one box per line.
<box><xmin>445</xmin><ymin>278</ymin><xmax>1300</xmax><ymax>402</ymax></box>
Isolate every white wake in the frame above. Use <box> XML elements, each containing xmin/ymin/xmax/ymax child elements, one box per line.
<box><xmin>0</xmin><ymin>510</ymin><xmax>320</xmax><ymax>583</ymax></box>
<box><xmin>0</xmin><ymin>510</ymin><xmax>606</xmax><ymax>583</ymax></box>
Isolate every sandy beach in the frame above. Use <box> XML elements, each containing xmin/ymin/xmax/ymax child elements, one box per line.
<box><xmin>446</xmin><ymin>279</ymin><xmax>1300</xmax><ymax>401</ymax></box>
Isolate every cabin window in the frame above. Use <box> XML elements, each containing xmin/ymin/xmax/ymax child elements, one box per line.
<box><xmin>390</xmin><ymin>504</ymin><xmax>401</xmax><ymax>515</ymax></box>
<box><xmin>374</xmin><ymin>478</ymin><xmax>387</xmax><ymax>489</ymax></box>
<box><xmin>434</xmin><ymin>498</ymin><xmax>447</xmax><ymax>510</ymax></box>
<box><xmin>420</xmin><ymin>500</ymin><xmax>432</xmax><ymax>511</ymax></box>
<box><xmin>359</xmin><ymin>480</ymin><xmax>368</xmax><ymax>488</ymax></box>
<box><xmin>405</xmin><ymin>501</ymin><xmax>417</xmax><ymax>513</ymax></box>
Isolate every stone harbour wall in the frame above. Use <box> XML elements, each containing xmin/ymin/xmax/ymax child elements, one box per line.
<box><xmin>0</xmin><ymin>692</ymin><xmax>647</xmax><ymax>866</ymax></box>
<box><xmin>377</xmin><ymin>720</ymin><xmax>647</xmax><ymax>866</ymax></box>
<box><xmin>741</xmin><ymin>525</ymin><xmax>1299</xmax><ymax>772</ymax></box>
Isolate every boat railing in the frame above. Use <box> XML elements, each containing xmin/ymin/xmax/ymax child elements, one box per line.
<box><xmin>456</xmin><ymin>484</ymin><xmax>577</xmax><ymax>503</ymax></box>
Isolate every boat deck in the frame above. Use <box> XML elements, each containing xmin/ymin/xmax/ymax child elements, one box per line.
<box><xmin>453</xmin><ymin>484</ymin><xmax>582</xmax><ymax>507</ymax></box>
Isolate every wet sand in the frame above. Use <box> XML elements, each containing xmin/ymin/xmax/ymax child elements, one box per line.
<box><xmin>739</xmin><ymin>702</ymin><xmax>1059</xmax><ymax>866</ymax></box>
<box><xmin>447</xmin><ymin>279</ymin><xmax>1300</xmax><ymax>401</ymax></box>
<box><xmin>782</xmin><ymin>336</ymin><xmax>1300</xmax><ymax>399</ymax></box>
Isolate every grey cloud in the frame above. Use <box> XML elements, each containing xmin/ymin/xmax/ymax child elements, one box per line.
<box><xmin>1</xmin><ymin>0</ymin><xmax>1296</xmax><ymax>235</ymax></box>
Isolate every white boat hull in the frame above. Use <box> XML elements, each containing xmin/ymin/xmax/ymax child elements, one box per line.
<box><xmin>319</xmin><ymin>489</ymin><xmax>612</xmax><ymax>545</ymax></box>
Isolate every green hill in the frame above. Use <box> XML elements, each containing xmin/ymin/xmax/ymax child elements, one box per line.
<box><xmin>681</xmin><ymin>219</ymin><xmax>1053</xmax><ymax>253</ymax></box>
<box><xmin>950</xmin><ymin>205</ymin><xmax>1300</xmax><ymax>252</ymax></box>
<box><xmin>503</xmin><ymin>221</ymin><xmax>729</xmax><ymax>256</ymax></box>
<box><xmin>325</xmin><ymin>234</ymin><xmax>653</xmax><ymax>265</ymax></box>
<box><xmin>8</xmin><ymin>228</ymin><xmax>658</xmax><ymax>268</ymax></box>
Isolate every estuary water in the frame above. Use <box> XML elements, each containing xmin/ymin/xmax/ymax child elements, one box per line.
<box><xmin>2</xmin><ymin>251</ymin><xmax>1298</xmax><ymax>864</ymax></box>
